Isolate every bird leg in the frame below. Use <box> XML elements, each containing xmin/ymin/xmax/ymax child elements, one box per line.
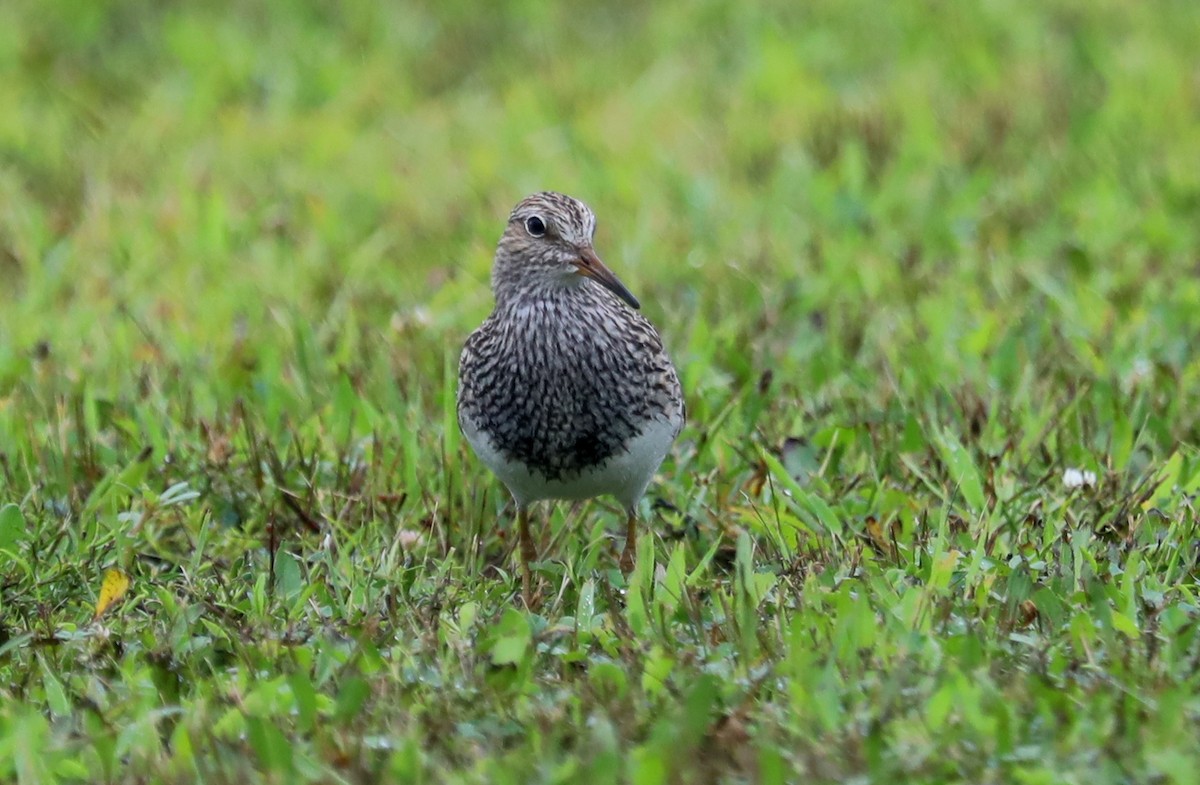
<box><xmin>619</xmin><ymin>510</ymin><xmax>638</xmax><ymax>574</ymax></box>
<box><xmin>517</xmin><ymin>505</ymin><xmax>537</xmax><ymax>605</ymax></box>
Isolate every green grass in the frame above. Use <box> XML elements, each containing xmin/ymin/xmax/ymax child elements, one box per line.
<box><xmin>2</xmin><ymin>0</ymin><xmax>1200</xmax><ymax>782</ymax></box>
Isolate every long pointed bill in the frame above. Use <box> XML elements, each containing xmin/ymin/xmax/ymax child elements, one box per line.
<box><xmin>574</xmin><ymin>247</ymin><xmax>641</xmax><ymax>310</ymax></box>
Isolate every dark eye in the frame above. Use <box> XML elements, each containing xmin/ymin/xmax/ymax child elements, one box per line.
<box><xmin>524</xmin><ymin>215</ymin><xmax>546</xmax><ymax>237</ymax></box>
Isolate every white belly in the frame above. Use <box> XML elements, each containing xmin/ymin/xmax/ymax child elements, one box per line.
<box><xmin>462</xmin><ymin>413</ymin><xmax>681</xmax><ymax>511</ymax></box>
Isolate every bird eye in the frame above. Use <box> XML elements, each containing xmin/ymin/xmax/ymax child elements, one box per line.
<box><xmin>524</xmin><ymin>215</ymin><xmax>546</xmax><ymax>237</ymax></box>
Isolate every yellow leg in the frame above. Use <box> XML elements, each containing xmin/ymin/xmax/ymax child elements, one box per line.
<box><xmin>518</xmin><ymin>505</ymin><xmax>536</xmax><ymax>605</ymax></box>
<box><xmin>619</xmin><ymin>510</ymin><xmax>638</xmax><ymax>574</ymax></box>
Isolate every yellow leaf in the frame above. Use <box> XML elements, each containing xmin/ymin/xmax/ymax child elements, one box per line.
<box><xmin>864</xmin><ymin>515</ymin><xmax>897</xmax><ymax>558</ymax></box>
<box><xmin>94</xmin><ymin>568</ymin><xmax>130</xmax><ymax>620</ymax></box>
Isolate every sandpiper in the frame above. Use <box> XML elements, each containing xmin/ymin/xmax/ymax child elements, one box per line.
<box><xmin>457</xmin><ymin>192</ymin><xmax>684</xmax><ymax>602</ymax></box>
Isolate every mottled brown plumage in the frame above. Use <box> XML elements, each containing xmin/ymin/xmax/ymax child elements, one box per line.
<box><xmin>457</xmin><ymin>192</ymin><xmax>684</xmax><ymax>603</ymax></box>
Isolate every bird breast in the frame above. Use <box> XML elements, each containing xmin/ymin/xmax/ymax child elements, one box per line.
<box><xmin>458</xmin><ymin>293</ymin><xmax>681</xmax><ymax>484</ymax></box>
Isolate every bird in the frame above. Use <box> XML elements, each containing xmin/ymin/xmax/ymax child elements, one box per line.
<box><xmin>457</xmin><ymin>191</ymin><xmax>684</xmax><ymax>604</ymax></box>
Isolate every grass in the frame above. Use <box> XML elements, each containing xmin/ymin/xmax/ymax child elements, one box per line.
<box><xmin>2</xmin><ymin>0</ymin><xmax>1200</xmax><ymax>782</ymax></box>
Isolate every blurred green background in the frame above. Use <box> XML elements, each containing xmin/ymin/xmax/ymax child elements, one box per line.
<box><xmin>4</xmin><ymin>0</ymin><xmax>1198</xmax><ymax>397</ymax></box>
<box><xmin>3</xmin><ymin>0</ymin><xmax>1200</xmax><ymax>782</ymax></box>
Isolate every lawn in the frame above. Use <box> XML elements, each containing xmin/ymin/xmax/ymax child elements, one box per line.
<box><xmin>2</xmin><ymin>0</ymin><xmax>1200</xmax><ymax>782</ymax></box>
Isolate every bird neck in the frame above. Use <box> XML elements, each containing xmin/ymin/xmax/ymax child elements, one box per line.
<box><xmin>492</xmin><ymin>273</ymin><xmax>604</xmax><ymax>313</ymax></box>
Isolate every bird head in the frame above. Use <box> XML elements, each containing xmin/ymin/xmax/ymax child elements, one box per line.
<box><xmin>492</xmin><ymin>191</ymin><xmax>641</xmax><ymax>310</ymax></box>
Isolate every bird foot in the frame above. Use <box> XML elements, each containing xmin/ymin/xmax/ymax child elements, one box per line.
<box><xmin>520</xmin><ymin>573</ymin><xmax>544</xmax><ymax>610</ymax></box>
<box><xmin>618</xmin><ymin>547</ymin><xmax>635</xmax><ymax>575</ymax></box>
